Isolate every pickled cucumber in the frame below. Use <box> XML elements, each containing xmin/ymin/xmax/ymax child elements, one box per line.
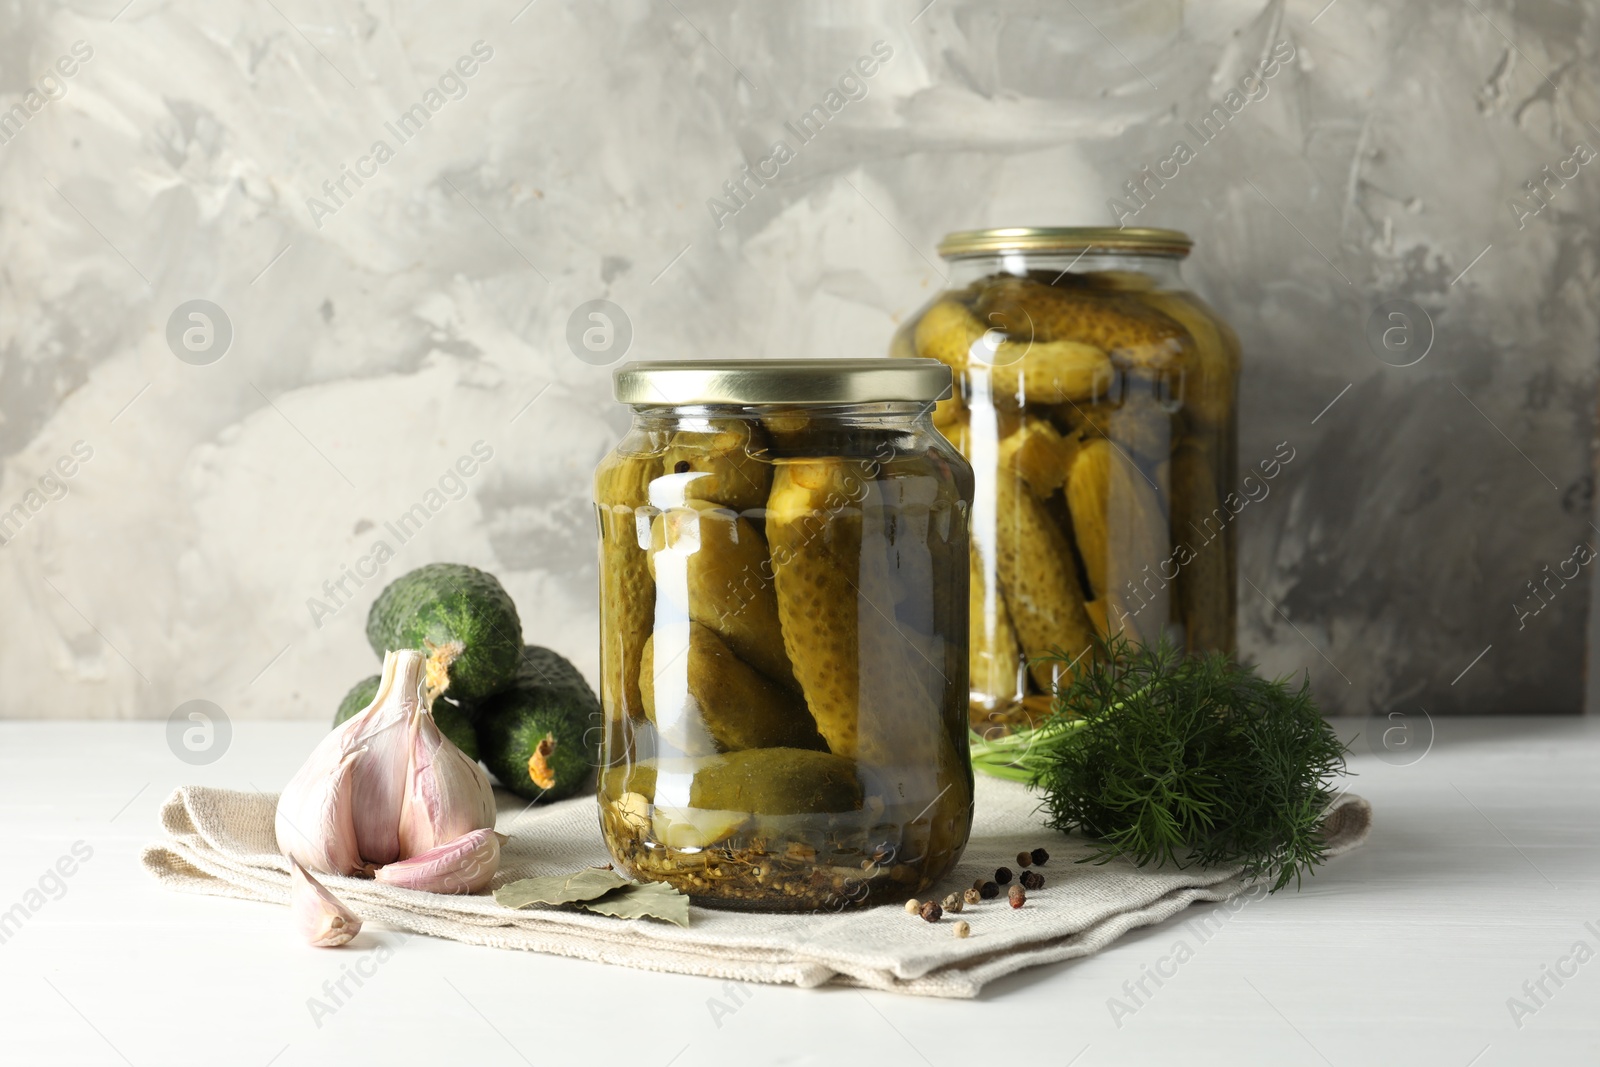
<box><xmin>1115</xmin><ymin>388</ymin><xmax>1178</xmax><ymax>470</ymax></box>
<box><xmin>913</xmin><ymin>298</ymin><xmax>988</xmax><ymax>373</ymax></box>
<box><xmin>596</xmin><ymin>451</ymin><xmax>661</xmax><ymax>719</ymax></box>
<box><xmin>760</xmin><ymin>421</ymin><xmax>915</xmax><ymax>463</ymax></box>
<box><xmin>994</xmin><ymin>431</ymin><xmax>1097</xmax><ymax>691</ymax></box>
<box><xmin>977</xmin><ymin>340</ymin><xmax>1115</xmax><ymax>407</ymax></box>
<box><xmin>931</xmin><ymin>394</ymin><xmax>964</xmax><ymax>428</ymax></box>
<box><xmin>659</xmin><ymin>420</ymin><xmax>772</xmax><ymax>512</ymax></box>
<box><xmin>1135</xmin><ymin>289</ymin><xmax>1240</xmax><ymax>436</ymax></box>
<box><xmin>767</xmin><ymin>458</ymin><xmax>875</xmax><ymax>758</ymax></box>
<box><xmin>764</xmin><ymin>454</ymin><xmax>966</xmax><ymax>857</ymax></box>
<box><xmin>942</xmin><ymin>411</ymin><xmax>971</xmax><ymax>459</ymax></box>
<box><xmin>1066</xmin><ymin>436</ymin><xmax>1171</xmax><ymax>645</ymax></box>
<box><xmin>1002</xmin><ymin>416</ymin><xmax>1077</xmax><ymax>497</ymax></box>
<box><xmin>604</xmin><ymin>748</ymin><xmax>863</xmax><ymax>816</ymax></box>
<box><xmin>767</xmin><ymin>459</ymin><xmax>940</xmax><ymax>762</ymax></box>
<box><xmin>1077</xmin><ymin>269</ymin><xmax>1157</xmax><ymax>291</ymax></box>
<box><xmin>758</xmin><ymin>411</ymin><xmax>814</xmax><ymax>455</ymax></box>
<box><xmin>767</xmin><ymin>455</ymin><xmax>968</xmax><ymax>876</ymax></box>
<box><xmin>647</xmin><ymin>500</ymin><xmax>797</xmax><ymax>689</ymax></box>
<box><xmin>915</xmin><ymin>294</ymin><xmax>1116</xmax><ymax>407</ymax></box>
<box><xmin>1065</xmin><ymin>440</ymin><xmax>1111</xmax><ymax>632</ymax></box>
<box><xmin>974</xmin><ymin>275</ymin><xmax>1191</xmax><ymax>371</ymax></box>
<box><xmin>953</xmin><ymin>416</ymin><xmax>1048</xmax><ymax>704</ymax></box>
<box><xmin>638</xmin><ymin>624</ymin><xmax>824</xmax><ymax>754</ymax></box>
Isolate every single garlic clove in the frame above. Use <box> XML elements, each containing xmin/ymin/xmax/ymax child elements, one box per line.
<box><xmin>395</xmin><ymin>695</ymin><xmax>497</xmax><ymax>858</ymax></box>
<box><xmin>373</xmin><ymin>828</ymin><xmax>505</xmax><ymax>894</ymax></box>
<box><xmin>345</xmin><ymin>650</ymin><xmax>427</xmax><ymax>868</ymax></box>
<box><xmin>290</xmin><ymin>859</ymin><xmax>362</xmax><ymax>947</ymax></box>
<box><xmin>275</xmin><ymin>742</ymin><xmax>365</xmax><ymax>876</ymax></box>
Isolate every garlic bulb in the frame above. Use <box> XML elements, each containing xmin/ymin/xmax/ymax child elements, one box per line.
<box><xmin>290</xmin><ymin>859</ymin><xmax>362</xmax><ymax>947</ymax></box>
<box><xmin>276</xmin><ymin>650</ymin><xmax>420</xmax><ymax>876</ymax></box>
<box><xmin>275</xmin><ymin>649</ymin><xmax>503</xmax><ymax>940</ymax></box>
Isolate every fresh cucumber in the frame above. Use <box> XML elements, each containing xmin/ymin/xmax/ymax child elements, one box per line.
<box><xmin>475</xmin><ymin>645</ymin><xmax>600</xmax><ymax>802</ymax></box>
<box><xmin>365</xmin><ymin>563</ymin><xmax>522</xmax><ymax>702</ymax></box>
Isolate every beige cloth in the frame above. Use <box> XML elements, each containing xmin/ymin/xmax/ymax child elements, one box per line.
<box><xmin>142</xmin><ymin>777</ymin><xmax>1370</xmax><ymax>998</ymax></box>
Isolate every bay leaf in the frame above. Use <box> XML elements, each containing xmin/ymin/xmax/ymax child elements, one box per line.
<box><xmin>494</xmin><ymin>867</ymin><xmax>628</xmax><ymax>909</ymax></box>
<box><xmin>578</xmin><ymin>882</ymin><xmax>691</xmax><ymax>927</ymax></box>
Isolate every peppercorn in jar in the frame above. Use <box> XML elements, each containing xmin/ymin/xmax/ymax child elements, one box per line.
<box><xmin>891</xmin><ymin>228</ymin><xmax>1240</xmax><ymax>735</ymax></box>
<box><xmin>595</xmin><ymin>359</ymin><xmax>974</xmax><ymax>911</ymax></box>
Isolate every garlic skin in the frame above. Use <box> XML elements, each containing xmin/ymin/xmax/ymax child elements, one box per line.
<box><xmin>374</xmin><ymin>829</ymin><xmax>505</xmax><ymax>894</ymax></box>
<box><xmin>290</xmin><ymin>859</ymin><xmax>362</xmax><ymax>947</ymax></box>
<box><xmin>397</xmin><ymin>696</ymin><xmax>498</xmax><ymax>858</ymax></box>
<box><xmin>275</xmin><ymin>649</ymin><xmax>501</xmax><ymax>895</ymax></box>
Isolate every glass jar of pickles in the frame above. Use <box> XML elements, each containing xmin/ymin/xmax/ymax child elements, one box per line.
<box><xmin>891</xmin><ymin>228</ymin><xmax>1239</xmax><ymax>735</ymax></box>
<box><xmin>595</xmin><ymin>359</ymin><xmax>974</xmax><ymax>911</ymax></box>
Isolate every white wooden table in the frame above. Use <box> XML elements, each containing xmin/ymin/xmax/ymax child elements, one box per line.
<box><xmin>0</xmin><ymin>717</ymin><xmax>1595</xmax><ymax>1066</ymax></box>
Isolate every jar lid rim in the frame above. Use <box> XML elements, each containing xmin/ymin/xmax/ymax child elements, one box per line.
<box><xmin>613</xmin><ymin>358</ymin><xmax>953</xmax><ymax>406</ymax></box>
<box><xmin>938</xmin><ymin>227</ymin><xmax>1192</xmax><ymax>258</ymax></box>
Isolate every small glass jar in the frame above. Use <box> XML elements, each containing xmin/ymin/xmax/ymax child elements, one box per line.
<box><xmin>595</xmin><ymin>358</ymin><xmax>974</xmax><ymax>911</ymax></box>
<box><xmin>890</xmin><ymin>228</ymin><xmax>1239</xmax><ymax>735</ymax></box>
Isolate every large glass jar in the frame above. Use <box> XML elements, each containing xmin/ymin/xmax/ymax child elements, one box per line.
<box><xmin>595</xmin><ymin>359</ymin><xmax>974</xmax><ymax>911</ymax></box>
<box><xmin>891</xmin><ymin>228</ymin><xmax>1239</xmax><ymax>735</ymax></box>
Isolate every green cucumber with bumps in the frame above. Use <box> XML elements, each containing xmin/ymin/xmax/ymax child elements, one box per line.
<box><xmin>365</xmin><ymin>563</ymin><xmax>523</xmax><ymax>702</ymax></box>
<box><xmin>475</xmin><ymin>645</ymin><xmax>601</xmax><ymax>802</ymax></box>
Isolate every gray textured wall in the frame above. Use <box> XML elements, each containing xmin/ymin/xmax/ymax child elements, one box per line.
<box><xmin>0</xmin><ymin>0</ymin><xmax>1594</xmax><ymax>720</ymax></box>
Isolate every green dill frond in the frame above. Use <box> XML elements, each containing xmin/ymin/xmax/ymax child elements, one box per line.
<box><xmin>968</xmin><ymin>634</ymin><xmax>1350</xmax><ymax>892</ymax></box>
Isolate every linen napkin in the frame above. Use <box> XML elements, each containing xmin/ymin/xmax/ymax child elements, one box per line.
<box><xmin>142</xmin><ymin>776</ymin><xmax>1370</xmax><ymax>998</ymax></box>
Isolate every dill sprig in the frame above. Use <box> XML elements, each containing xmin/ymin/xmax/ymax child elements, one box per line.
<box><xmin>969</xmin><ymin>635</ymin><xmax>1349</xmax><ymax>892</ymax></box>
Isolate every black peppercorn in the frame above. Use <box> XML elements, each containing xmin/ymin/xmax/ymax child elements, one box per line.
<box><xmin>1016</xmin><ymin>851</ymin><xmax>1032</xmax><ymax>868</ymax></box>
<box><xmin>1031</xmin><ymin>848</ymin><xmax>1050</xmax><ymax>866</ymax></box>
<box><xmin>919</xmin><ymin>900</ymin><xmax>943</xmax><ymax>923</ymax></box>
<box><xmin>995</xmin><ymin>866</ymin><xmax>1013</xmax><ymax>885</ymax></box>
<box><xmin>979</xmin><ymin>880</ymin><xmax>999</xmax><ymax>899</ymax></box>
<box><xmin>1020</xmin><ymin>870</ymin><xmax>1044</xmax><ymax>890</ymax></box>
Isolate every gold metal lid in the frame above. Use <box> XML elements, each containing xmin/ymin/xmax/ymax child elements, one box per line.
<box><xmin>613</xmin><ymin>358</ymin><xmax>952</xmax><ymax>406</ymax></box>
<box><xmin>937</xmin><ymin>227</ymin><xmax>1192</xmax><ymax>258</ymax></box>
